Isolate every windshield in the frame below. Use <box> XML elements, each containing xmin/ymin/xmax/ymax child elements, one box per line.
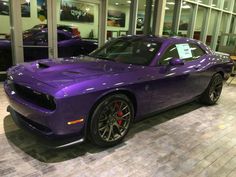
<box><xmin>90</xmin><ymin>37</ymin><xmax>162</xmax><ymax>65</ymax></box>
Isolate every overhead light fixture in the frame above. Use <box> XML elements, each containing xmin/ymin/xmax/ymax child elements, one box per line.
<box><xmin>127</xmin><ymin>0</ymin><xmax>131</xmax><ymax>3</ymax></box>
<box><xmin>165</xmin><ymin>7</ymin><xmax>170</xmax><ymax>10</ymax></box>
<box><xmin>115</xmin><ymin>2</ymin><xmax>119</xmax><ymax>5</ymax></box>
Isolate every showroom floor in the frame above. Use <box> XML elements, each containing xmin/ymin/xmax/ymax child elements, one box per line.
<box><xmin>1</xmin><ymin>80</ymin><xmax>236</xmax><ymax>177</ymax></box>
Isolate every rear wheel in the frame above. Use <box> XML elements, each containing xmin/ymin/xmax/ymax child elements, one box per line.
<box><xmin>89</xmin><ymin>94</ymin><xmax>134</xmax><ymax>147</ymax></box>
<box><xmin>200</xmin><ymin>73</ymin><xmax>223</xmax><ymax>105</ymax></box>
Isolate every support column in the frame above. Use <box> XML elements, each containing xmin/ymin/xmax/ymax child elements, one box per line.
<box><xmin>143</xmin><ymin>0</ymin><xmax>153</xmax><ymax>34</ymax></box>
<box><xmin>47</xmin><ymin>0</ymin><xmax>58</xmax><ymax>59</ymax></box>
<box><xmin>99</xmin><ymin>0</ymin><xmax>107</xmax><ymax>46</ymax></box>
<box><xmin>9</xmin><ymin>0</ymin><xmax>23</xmax><ymax>65</ymax></box>
<box><xmin>153</xmin><ymin>0</ymin><xmax>166</xmax><ymax>36</ymax></box>
<box><xmin>172</xmin><ymin>0</ymin><xmax>182</xmax><ymax>35</ymax></box>
<box><xmin>128</xmin><ymin>0</ymin><xmax>138</xmax><ymax>35</ymax></box>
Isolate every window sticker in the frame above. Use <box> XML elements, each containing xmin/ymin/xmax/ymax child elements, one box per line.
<box><xmin>175</xmin><ymin>43</ymin><xmax>192</xmax><ymax>59</ymax></box>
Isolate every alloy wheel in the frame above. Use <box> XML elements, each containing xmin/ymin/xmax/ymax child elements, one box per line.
<box><xmin>98</xmin><ymin>100</ymin><xmax>131</xmax><ymax>142</ymax></box>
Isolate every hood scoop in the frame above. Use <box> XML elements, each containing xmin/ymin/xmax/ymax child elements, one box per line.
<box><xmin>36</xmin><ymin>62</ymin><xmax>50</xmax><ymax>69</ymax></box>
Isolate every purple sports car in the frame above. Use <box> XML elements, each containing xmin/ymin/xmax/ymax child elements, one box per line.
<box><xmin>4</xmin><ymin>36</ymin><xmax>233</xmax><ymax>147</ymax></box>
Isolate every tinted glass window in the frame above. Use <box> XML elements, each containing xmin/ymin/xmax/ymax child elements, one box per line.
<box><xmin>90</xmin><ymin>38</ymin><xmax>162</xmax><ymax>65</ymax></box>
<box><xmin>159</xmin><ymin>45</ymin><xmax>179</xmax><ymax>65</ymax></box>
<box><xmin>189</xmin><ymin>43</ymin><xmax>206</xmax><ymax>60</ymax></box>
<box><xmin>159</xmin><ymin>43</ymin><xmax>205</xmax><ymax>65</ymax></box>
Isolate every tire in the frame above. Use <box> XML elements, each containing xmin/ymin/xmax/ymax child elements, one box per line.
<box><xmin>89</xmin><ymin>94</ymin><xmax>134</xmax><ymax>147</ymax></box>
<box><xmin>200</xmin><ymin>73</ymin><xmax>223</xmax><ymax>105</ymax></box>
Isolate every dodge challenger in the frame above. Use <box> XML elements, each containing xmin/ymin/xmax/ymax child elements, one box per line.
<box><xmin>4</xmin><ymin>35</ymin><xmax>233</xmax><ymax>147</ymax></box>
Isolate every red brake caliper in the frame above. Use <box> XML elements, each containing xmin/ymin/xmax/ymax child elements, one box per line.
<box><xmin>115</xmin><ymin>102</ymin><xmax>123</xmax><ymax>125</ymax></box>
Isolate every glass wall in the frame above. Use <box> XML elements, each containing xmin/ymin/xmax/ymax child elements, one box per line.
<box><xmin>162</xmin><ymin>0</ymin><xmax>236</xmax><ymax>52</ymax></box>
<box><xmin>234</xmin><ymin>1</ymin><xmax>236</xmax><ymax>13</ymax></box>
<box><xmin>223</xmin><ymin>0</ymin><xmax>231</xmax><ymax>11</ymax></box>
<box><xmin>212</xmin><ymin>0</ymin><xmax>218</xmax><ymax>8</ymax></box>
<box><xmin>137</xmin><ymin>0</ymin><xmax>146</xmax><ymax>34</ymax></box>
<box><xmin>194</xmin><ymin>6</ymin><xmax>206</xmax><ymax>40</ymax></box>
<box><xmin>206</xmin><ymin>10</ymin><xmax>218</xmax><ymax>46</ymax></box>
<box><xmin>178</xmin><ymin>2</ymin><xmax>193</xmax><ymax>37</ymax></box>
<box><xmin>57</xmin><ymin>0</ymin><xmax>99</xmax><ymax>57</ymax></box>
<box><xmin>21</xmin><ymin>0</ymin><xmax>49</xmax><ymax>62</ymax></box>
<box><xmin>0</xmin><ymin>0</ymin><xmax>11</xmax><ymax>71</ymax></box>
<box><xmin>163</xmin><ymin>0</ymin><xmax>175</xmax><ymax>36</ymax></box>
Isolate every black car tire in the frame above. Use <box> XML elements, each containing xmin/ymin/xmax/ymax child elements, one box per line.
<box><xmin>200</xmin><ymin>73</ymin><xmax>223</xmax><ymax>105</ymax></box>
<box><xmin>89</xmin><ymin>94</ymin><xmax>134</xmax><ymax>147</ymax></box>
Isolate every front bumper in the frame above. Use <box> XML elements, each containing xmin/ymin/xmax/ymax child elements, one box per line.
<box><xmin>7</xmin><ymin>106</ymin><xmax>85</xmax><ymax>148</ymax></box>
<box><xmin>4</xmin><ymin>81</ymin><xmax>90</xmax><ymax>148</ymax></box>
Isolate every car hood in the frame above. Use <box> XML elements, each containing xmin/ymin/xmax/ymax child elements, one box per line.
<box><xmin>9</xmin><ymin>56</ymin><xmax>133</xmax><ymax>88</ymax></box>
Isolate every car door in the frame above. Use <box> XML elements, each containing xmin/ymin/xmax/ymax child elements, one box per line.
<box><xmin>148</xmin><ymin>42</ymin><xmax>206</xmax><ymax>113</ymax></box>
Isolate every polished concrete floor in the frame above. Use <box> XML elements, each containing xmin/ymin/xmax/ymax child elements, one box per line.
<box><xmin>1</xmin><ymin>80</ymin><xmax>236</xmax><ymax>177</ymax></box>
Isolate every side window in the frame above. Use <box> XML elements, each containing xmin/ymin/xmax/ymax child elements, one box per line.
<box><xmin>159</xmin><ymin>43</ymin><xmax>206</xmax><ymax>65</ymax></box>
<box><xmin>159</xmin><ymin>45</ymin><xmax>179</xmax><ymax>65</ymax></box>
<box><xmin>58</xmin><ymin>33</ymin><xmax>70</xmax><ymax>42</ymax></box>
<box><xmin>189</xmin><ymin>43</ymin><xmax>206</xmax><ymax>60</ymax></box>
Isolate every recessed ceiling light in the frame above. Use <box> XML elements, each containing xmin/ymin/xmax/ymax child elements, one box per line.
<box><xmin>165</xmin><ymin>7</ymin><xmax>170</xmax><ymax>10</ymax></box>
<box><xmin>127</xmin><ymin>0</ymin><xmax>131</xmax><ymax>3</ymax></box>
<box><xmin>115</xmin><ymin>2</ymin><xmax>119</xmax><ymax>5</ymax></box>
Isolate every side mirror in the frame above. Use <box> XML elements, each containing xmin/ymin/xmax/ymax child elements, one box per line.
<box><xmin>169</xmin><ymin>58</ymin><xmax>184</xmax><ymax>66</ymax></box>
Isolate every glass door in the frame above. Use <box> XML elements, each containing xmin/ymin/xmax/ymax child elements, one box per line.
<box><xmin>56</xmin><ymin>0</ymin><xmax>100</xmax><ymax>57</ymax></box>
<box><xmin>0</xmin><ymin>0</ymin><xmax>11</xmax><ymax>72</ymax></box>
<box><xmin>21</xmin><ymin>0</ymin><xmax>49</xmax><ymax>62</ymax></box>
<box><xmin>10</xmin><ymin>0</ymin><xmax>105</xmax><ymax>67</ymax></box>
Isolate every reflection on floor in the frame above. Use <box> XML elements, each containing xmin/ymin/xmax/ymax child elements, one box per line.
<box><xmin>1</xmin><ymin>80</ymin><xmax>236</xmax><ymax>177</ymax></box>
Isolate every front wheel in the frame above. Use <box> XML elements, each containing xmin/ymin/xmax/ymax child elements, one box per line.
<box><xmin>200</xmin><ymin>73</ymin><xmax>223</xmax><ymax>105</ymax></box>
<box><xmin>89</xmin><ymin>94</ymin><xmax>134</xmax><ymax>147</ymax></box>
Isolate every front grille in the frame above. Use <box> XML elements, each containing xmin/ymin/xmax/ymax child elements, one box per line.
<box><xmin>9</xmin><ymin>82</ymin><xmax>56</xmax><ymax>110</ymax></box>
